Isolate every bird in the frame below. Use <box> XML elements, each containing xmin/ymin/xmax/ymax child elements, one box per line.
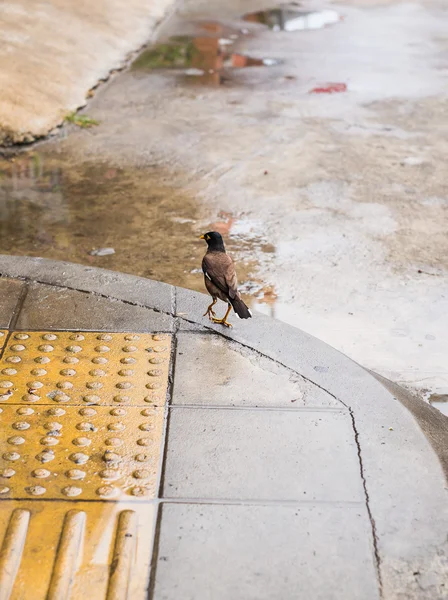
<box><xmin>200</xmin><ymin>231</ymin><xmax>252</xmax><ymax>327</ymax></box>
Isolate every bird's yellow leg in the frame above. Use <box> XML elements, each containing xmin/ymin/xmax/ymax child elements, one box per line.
<box><xmin>203</xmin><ymin>298</ymin><xmax>217</xmax><ymax>319</ymax></box>
<box><xmin>212</xmin><ymin>304</ymin><xmax>233</xmax><ymax>328</ymax></box>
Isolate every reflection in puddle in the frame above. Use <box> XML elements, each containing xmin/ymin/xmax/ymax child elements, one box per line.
<box><xmin>428</xmin><ymin>394</ymin><xmax>448</xmax><ymax>416</ymax></box>
<box><xmin>132</xmin><ymin>25</ymin><xmax>279</xmax><ymax>86</ymax></box>
<box><xmin>244</xmin><ymin>8</ymin><xmax>340</xmax><ymax>32</ymax></box>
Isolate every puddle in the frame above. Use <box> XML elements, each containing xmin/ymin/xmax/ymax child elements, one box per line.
<box><xmin>0</xmin><ymin>153</ymin><xmax>265</xmax><ymax>303</ymax></box>
<box><xmin>132</xmin><ymin>23</ymin><xmax>279</xmax><ymax>86</ymax></box>
<box><xmin>428</xmin><ymin>394</ymin><xmax>448</xmax><ymax>417</ymax></box>
<box><xmin>243</xmin><ymin>8</ymin><xmax>340</xmax><ymax>32</ymax></box>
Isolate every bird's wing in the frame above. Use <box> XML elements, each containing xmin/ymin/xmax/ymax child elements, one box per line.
<box><xmin>202</xmin><ymin>252</ymin><xmax>238</xmax><ymax>299</ymax></box>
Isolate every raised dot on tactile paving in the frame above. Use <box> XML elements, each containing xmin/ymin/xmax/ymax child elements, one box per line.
<box><xmin>89</xmin><ymin>369</ymin><xmax>106</xmax><ymax>377</ymax></box>
<box><xmin>135</xmin><ymin>453</ymin><xmax>149</xmax><ymax>462</ymax></box>
<box><xmin>42</xmin><ymin>333</ymin><xmax>57</xmax><ymax>341</ymax></box>
<box><xmin>83</xmin><ymin>395</ymin><xmax>100</xmax><ymax>404</ymax></box>
<box><xmin>97</xmin><ymin>334</ymin><xmax>112</xmax><ymax>341</ymax></box>
<box><xmin>76</xmin><ymin>422</ymin><xmax>96</xmax><ymax>432</ymax></box>
<box><xmin>116</xmin><ymin>382</ymin><xmax>132</xmax><ymax>389</ymax></box>
<box><xmin>139</xmin><ymin>423</ymin><xmax>152</xmax><ymax>431</ymax></box>
<box><xmin>0</xmin><ymin>468</ymin><xmax>15</xmax><ymax>478</ymax></box>
<box><xmin>92</xmin><ymin>356</ymin><xmax>108</xmax><ymax>364</ymax></box>
<box><xmin>110</xmin><ymin>408</ymin><xmax>126</xmax><ymax>416</ymax></box>
<box><xmin>63</xmin><ymin>356</ymin><xmax>79</xmax><ymax>364</ymax></box>
<box><xmin>122</xmin><ymin>345</ymin><xmax>137</xmax><ymax>353</ymax></box>
<box><xmin>79</xmin><ymin>407</ymin><xmax>97</xmax><ymax>416</ymax></box>
<box><xmin>32</xmin><ymin>469</ymin><xmax>50</xmax><ymax>479</ymax></box>
<box><xmin>69</xmin><ymin>333</ymin><xmax>85</xmax><ymax>341</ymax></box>
<box><xmin>6</xmin><ymin>356</ymin><xmax>21</xmax><ymax>363</ymax></box>
<box><xmin>124</xmin><ymin>334</ymin><xmax>140</xmax><ymax>341</ymax></box>
<box><xmin>95</xmin><ymin>345</ymin><xmax>110</xmax><ymax>353</ymax></box>
<box><xmin>99</xmin><ymin>469</ymin><xmax>121</xmax><ymax>480</ymax></box>
<box><xmin>108</xmin><ymin>422</ymin><xmax>125</xmax><ymax>431</ymax></box>
<box><xmin>66</xmin><ymin>345</ymin><xmax>82</xmax><ymax>353</ymax></box>
<box><xmin>17</xmin><ymin>407</ymin><xmax>34</xmax><ymax>415</ymax></box>
<box><xmin>144</xmin><ymin>395</ymin><xmax>157</xmax><ymax>404</ymax></box>
<box><xmin>10</xmin><ymin>344</ymin><xmax>26</xmax><ymax>352</ymax></box>
<box><xmin>49</xmin><ymin>391</ymin><xmax>71</xmax><ymax>403</ymax></box>
<box><xmin>147</xmin><ymin>369</ymin><xmax>162</xmax><ymax>377</ymax></box>
<box><xmin>72</xmin><ymin>437</ymin><xmax>91</xmax><ymax>447</ymax></box>
<box><xmin>113</xmin><ymin>395</ymin><xmax>130</xmax><ymax>404</ymax></box>
<box><xmin>3</xmin><ymin>452</ymin><xmax>20</xmax><ymax>461</ymax></box>
<box><xmin>131</xmin><ymin>486</ymin><xmax>149</xmax><ymax>497</ymax></box>
<box><xmin>96</xmin><ymin>485</ymin><xmax>118</xmax><ymax>497</ymax></box>
<box><xmin>40</xmin><ymin>436</ymin><xmax>59</xmax><ymax>446</ymax></box>
<box><xmin>31</xmin><ymin>368</ymin><xmax>47</xmax><ymax>376</ymax></box>
<box><xmin>26</xmin><ymin>485</ymin><xmax>46</xmax><ymax>496</ymax></box>
<box><xmin>153</xmin><ymin>334</ymin><xmax>168</xmax><ymax>341</ymax></box>
<box><xmin>0</xmin><ymin>381</ymin><xmax>13</xmax><ymax>389</ymax></box>
<box><xmin>22</xmin><ymin>393</ymin><xmax>40</xmax><ymax>402</ymax></box>
<box><xmin>47</xmin><ymin>407</ymin><xmax>65</xmax><ymax>416</ymax></box>
<box><xmin>0</xmin><ymin>487</ymin><xmax>10</xmax><ymax>495</ymax></box>
<box><xmin>66</xmin><ymin>469</ymin><xmax>85</xmax><ymax>480</ymax></box>
<box><xmin>57</xmin><ymin>381</ymin><xmax>73</xmax><ymax>390</ymax></box>
<box><xmin>133</xmin><ymin>469</ymin><xmax>150</xmax><ymax>479</ymax></box>
<box><xmin>0</xmin><ymin>394</ymin><xmax>12</xmax><ymax>402</ymax></box>
<box><xmin>62</xmin><ymin>486</ymin><xmax>82</xmax><ymax>497</ymax></box>
<box><xmin>27</xmin><ymin>381</ymin><xmax>43</xmax><ymax>389</ymax></box>
<box><xmin>38</xmin><ymin>344</ymin><xmax>54</xmax><ymax>352</ymax></box>
<box><xmin>8</xmin><ymin>436</ymin><xmax>25</xmax><ymax>445</ymax></box>
<box><xmin>137</xmin><ymin>438</ymin><xmax>150</xmax><ymax>446</ymax></box>
<box><xmin>36</xmin><ymin>450</ymin><xmax>54</xmax><ymax>463</ymax></box>
<box><xmin>149</xmin><ymin>357</ymin><xmax>165</xmax><ymax>364</ymax></box>
<box><xmin>153</xmin><ymin>346</ymin><xmax>167</xmax><ymax>353</ymax></box>
<box><xmin>120</xmin><ymin>357</ymin><xmax>136</xmax><ymax>365</ymax></box>
<box><xmin>14</xmin><ymin>333</ymin><xmax>29</xmax><ymax>340</ymax></box>
<box><xmin>13</xmin><ymin>421</ymin><xmax>30</xmax><ymax>431</ymax></box>
<box><xmin>35</xmin><ymin>356</ymin><xmax>50</xmax><ymax>364</ymax></box>
<box><xmin>60</xmin><ymin>369</ymin><xmax>76</xmax><ymax>376</ymax></box>
<box><xmin>103</xmin><ymin>451</ymin><xmax>121</xmax><ymax>462</ymax></box>
<box><xmin>69</xmin><ymin>452</ymin><xmax>89</xmax><ymax>464</ymax></box>
<box><xmin>105</xmin><ymin>437</ymin><xmax>123</xmax><ymax>447</ymax></box>
<box><xmin>86</xmin><ymin>382</ymin><xmax>102</xmax><ymax>390</ymax></box>
<box><xmin>146</xmin><ymin>382</ymin><xmax>161</xmax><ymax>389</ymax></box>
<box><xmin>2</xmin><ymin>368</ymin><xmax>17</xmax><ymax>376</ymax></box>
<box><xmin>118</xmin><ymin>369</ymin><xmax>134</xmax><ymax>377</ymax></box>
<box><xmin>44</xmin><ymin>421</ymin><xmax>63</xmax><ymax>431</ymax></box>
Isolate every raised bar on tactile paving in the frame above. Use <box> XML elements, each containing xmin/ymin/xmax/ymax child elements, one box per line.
<box><xmin>106</xmin><ymin>510</ymin><xmax>138</xmax><ymax>600</ymax></box>
<box><xmin>0</xmin><ymin>509</ymin><xmax>30</xmax><ymax>600</ymax></box>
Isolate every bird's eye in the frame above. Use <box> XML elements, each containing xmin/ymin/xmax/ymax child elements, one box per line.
<box><xmin>205</xmin><ymin>235</ymin><xmax>209</xmax><ymax>240</ymax></box>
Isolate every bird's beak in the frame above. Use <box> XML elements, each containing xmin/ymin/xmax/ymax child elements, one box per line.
<box><xmin>199</xmin><ymin>234</ymin><xmax>205</xmax><ymax>240</ymax></box>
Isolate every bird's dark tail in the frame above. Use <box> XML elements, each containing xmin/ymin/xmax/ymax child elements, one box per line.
<box><xmin>230</xmin><ymin>295</ymin><xmax>252</xmax><ymax>319</ymax></box>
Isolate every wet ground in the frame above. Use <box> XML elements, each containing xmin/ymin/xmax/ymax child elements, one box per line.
<box><xmin>1</xmin><ymin>0</ymin><xmax>447</xmax><ymax>413</ymax></box>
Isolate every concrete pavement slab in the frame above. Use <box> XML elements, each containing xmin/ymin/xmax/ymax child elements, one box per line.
<box><xmin>153</xmin><ymin>503</ymin><xmax>379</xmax><ymax>600</ymax></box>
<box><xmin>173</xmin><ymin>332</ymin><xmax>339</xmax><ymax>408</ymax></box>
<box><xmin>15</xmin><ymin>282</ymin><xmax>173</xmax><ymax>332</ymax></box>
<box><xmin>0</xmin><ymin>278</ymin><xmax>24</xmax><ymax>328</ymax></box>
<box><xmin>163</xmin><ymin>407</ymin><xmax>363</xmax><ymax>502</ymax></box>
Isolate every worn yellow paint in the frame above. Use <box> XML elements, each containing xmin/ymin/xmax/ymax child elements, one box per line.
<box><xmin>0</xmin><ymin>501</ymin><xmax>155</xmax><ymax>600</ymax></box>
<box><xmin>0</xmin><ymin>331</ymin><xmax>170</xmax><ymax>598</ymax></box>
<box><xmin>0</xmin><ymin>331</ymin><xmax>170</xmax><ymax>406</ymax></box>
<box><xmin>0</xmin><ymin>331</ymin><xmax>6</xmax><ymax>353</ymax></box>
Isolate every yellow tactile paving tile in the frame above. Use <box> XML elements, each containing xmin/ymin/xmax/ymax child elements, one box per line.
<box><xmin>0</xmin><ymin>405</ymin><xmax>164</xmax><ymax>501</ymax></box>
<box><xmin>0</xmin><ymin>331</ymin><xmax>171</xmax><ymax>407</ymax></box>
<box><xmin>0</xmin><ymin>500</ymin><xmax>155</xmax><ymax>600</ymax></box>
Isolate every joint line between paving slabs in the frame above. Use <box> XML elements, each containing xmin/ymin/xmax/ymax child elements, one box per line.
<box><xmin>9</xmin><ymin>281</ymin><xmax>29</xmax><ymax>330</ymax></box>
<box><xmin>148</xmin><ymin>289</ymin><xmax>179</xmax><ymax>599</ymax></box>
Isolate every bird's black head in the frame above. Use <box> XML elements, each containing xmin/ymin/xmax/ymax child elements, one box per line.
<box><xmin>200</xmin><ymin>231</ymin><xmax>226</xmax><ymax>252</ymax></box>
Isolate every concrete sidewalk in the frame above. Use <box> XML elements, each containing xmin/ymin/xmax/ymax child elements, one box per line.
<box><xmin>0</xmin><ymin>255</ymin><xmax>446</xmax><ymax>600</ymax></box>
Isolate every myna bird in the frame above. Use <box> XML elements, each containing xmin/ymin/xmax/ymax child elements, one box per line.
<box><xmin>200</xmin><ymin>231</ymin><xmax>252</xmax><ymax>327</ymax></box>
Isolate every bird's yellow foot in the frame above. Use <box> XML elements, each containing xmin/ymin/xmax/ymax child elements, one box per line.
<box><xmin>212</xmin><ymin>317</ymin><xmax>233</xmax><ymax>328</ymax></box>
<box><xmin>203</xmin><ymin>300</ymin><xmax>217</xmax><ymax>320</ymax></box>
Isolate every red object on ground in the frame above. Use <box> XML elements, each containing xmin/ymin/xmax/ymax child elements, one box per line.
<box><xmin>310</xmin><ymin>82</ymin><xmax>347</xmax><ymax>94</ymax></box>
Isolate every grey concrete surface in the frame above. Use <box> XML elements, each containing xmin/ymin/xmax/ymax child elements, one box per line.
<box><xmin>0</xmin><ymin>257</ymin><xmax>447</xmax><ymax>600</ymax></box>
<box><xmin>164</xmin><ymin>407</ymin><xmax>360</xmax><ymax>501</ymax></box>
<box><xmin>0</xmin><ymin>0</ymin><xmax>176</xmax><ymax>144</ymax></box>
<box><xmin>16</xmin><ymin>282</ymin><xmax>173</xmax><ymax>331</ymax></box>
<box><xmin>154</xmin><ymin>503</ymin><xmax>379</xmax><ymax>600</ymax></box>
<box><xmin>0</xmin><ymin>277</ymin><xmax>24</xmax><ymax>327</ymax></box>
<box><xmin>173</xmin><ymin>332</ymin><xmax>339</xmax><ymax>407</ymax></box>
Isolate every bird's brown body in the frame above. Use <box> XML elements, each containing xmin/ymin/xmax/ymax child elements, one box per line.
<box><xmin>200</xmin><ymin>232</ymin><xmax>251</xmax><ymax>327</ymax></box>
